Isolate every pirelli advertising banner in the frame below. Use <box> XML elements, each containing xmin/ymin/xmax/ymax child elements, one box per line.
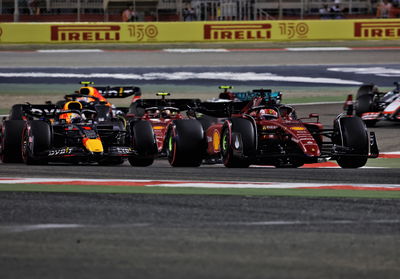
<box><xmin>0</xmin><ymin>19</ymin><xmax>400</xmax><ymax>44</ymax></box>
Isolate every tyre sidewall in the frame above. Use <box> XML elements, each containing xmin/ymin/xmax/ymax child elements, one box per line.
<box><xmin>22</xmin><ymin>121</ymin><xmax>51</xmax><ymax>164</ymax></box>
<box><xmin>1</xmin><ymin>120</ymin><xmax>25</xmax><ymax>163</ymax></box>
<box><xmin>167</xmin><ymin>119</ymin><xmax>204</xmax><ymax>167</ymax></box>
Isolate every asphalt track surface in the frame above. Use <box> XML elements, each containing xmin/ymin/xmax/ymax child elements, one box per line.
<box><xmin>1</xmin><ymin>48</ymin><xmax>399</xmax><ymax>67</ymax></box>
<box><xmin>1</xmin><ymin>47</ymin><xmax>400</xmax><ymax>279</ymax></box>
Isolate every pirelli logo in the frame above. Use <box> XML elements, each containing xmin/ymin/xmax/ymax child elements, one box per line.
<box><xmin>204</xmin><ymin>24</ymin><xmax>271</xmax><ymax>40</ymax></box>
<box><xmin>354</xmin><ymin>22</ymin><xmax>400</xmax><ymax>38</ymax></box>
<box><xmin>51</xmin><ymin>25</ymin><xmax>120</xmax><ymax>41</ymax></box>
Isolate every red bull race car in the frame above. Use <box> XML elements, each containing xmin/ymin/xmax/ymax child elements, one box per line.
<box><xmin>355</xmin><ymin>82</ymin><xmax>400</xmax><ymax>127</ymax></box>
<box><xmin>0</xmin><ymin>83</ymin><xmax>157</xmax><ymax>166</ymax></box>
<box><xmin>167</xmin><ymin>88</ymin><xmax>379</xmax><ymax>168</ymax></box>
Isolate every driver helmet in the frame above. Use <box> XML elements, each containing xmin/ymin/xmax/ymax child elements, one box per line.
<box><xmin>78</xmin><ymin>87</ymin><xmax>96</xmax><ymax>103</ymax></box>
<box><xmin>259</xmin><ymin>108</ymin><xmax>278</xmax><ymax>119</ymax></box>
<box><xmin>161</xmin><ymin>109</ymin><xmax>171</xmax><ymax>118</ymax></box>
<box><xmin>60</xmin><ymin>101</ymin><xmax>83</xmax><ymax>123</ymax></box>
<box><xmin>78</xmin><ymin>86</ymin><xmax>110</xmax><ymax>106</ymax></box>
<box><xmin>148</xmin><ymin>109</ymin><xmax>160</xmax><ymax>118</ymax></box>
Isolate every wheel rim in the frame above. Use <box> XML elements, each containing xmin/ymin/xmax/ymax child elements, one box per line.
<box><xmin>168</xmin><ymin>134</ymin><xmax>173</xmax><ymax>152</ymax></box>
<box><xmin>221</xmin><ymin>130</ymin><xmax>229</xmax><ymax>155</ymax></box>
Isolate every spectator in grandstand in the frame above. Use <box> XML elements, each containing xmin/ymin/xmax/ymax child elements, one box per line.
<box><xmin>122</xmin><ymin>5</ymin><xmax>136</xmax><ymax>22</ymax></box>
<box><xmin>319</xmin><ymin>4</ymin><xmax>331</xmax><ymax>19</ymax></box>
<box><xmin>28</xmin><ymin>0</ymin><xmax>40</xmax><ymax>15</ymax></box>
<box><xmin>390</xmin><ymin>0</ymin><xmax>400</xmax><ymax>17</ymax></box>
<box><xmin>183</xmin><ymin>5</ymin><xmax>196</xmax><ymax>21</ymax></box>
<box><xmin>376</xmin><ymin>0</ymin><xmax>392</xmax><ymax>18</ymax></box>
<box><xmin>330</xmin><ymin>2</ymin><xmax>344</xmax><ymax>18</ymax></box>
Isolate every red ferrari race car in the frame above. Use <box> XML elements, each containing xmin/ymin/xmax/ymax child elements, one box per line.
<box><xmin>354</xmin><ymin>82</ymin><xmax>400</xmax><ymax>127</ymax></box>
<box><xmin>0</xmin><ymin>83</ymin><xmax>157</xmax><ymax>166</ymax></box>
<box><xmin>126</xmin><ymin>92</ymin><xmax>202</xmax><ymax>166</ymax></box>
<box><xmin>167</xmin><ymin>88</ymin><xmax>379</xmax><ymax>168</ymax></box>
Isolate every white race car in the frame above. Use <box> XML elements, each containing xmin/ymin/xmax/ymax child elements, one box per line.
<box><xmin>355</xmin><ymin>82</ymin><xmax>400</xmax><ymax>127</ymax></box>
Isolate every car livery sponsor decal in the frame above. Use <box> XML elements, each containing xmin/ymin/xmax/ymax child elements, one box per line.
<box><xmin>354</xmin><ymin>21</ymin><xmax>400</xmax><ymax>39</ymax></box>
<box><xmin>204</xmin><ymin>23</ymin><xmax>271</xmax><ymax>41</ymax></box>
<box><xmin>48</xmin><ymin>147</ymin><xmax>72</xmax><ymax>156</ymax></box>
<box><xmin>127</xmin><ymin>24</ymin><xmax>158</xmax><ymax>41</ymax></box>
<box><xmin>51</xmin><ymin>25</ymin><xmax>121</xmax><ymax>42</ymax></box>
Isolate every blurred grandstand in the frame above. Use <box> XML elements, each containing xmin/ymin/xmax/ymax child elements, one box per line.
<box><xmin>0</xmin><ymin>0</ymin><xmax>380</xmax><ymax>22</ymax></box>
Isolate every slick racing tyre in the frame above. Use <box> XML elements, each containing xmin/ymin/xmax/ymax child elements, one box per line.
<box><xmin>0</xmin><ymin>120</ymin><xmax>25</xmax><ymax>163</ymax></box>
<box><xmin>221</xmin><ymin>118</ymin><xmax>256</xmax><ymax>168</ymax></box>
<box><xmin>355</xmin><ymin>85</ymin><xmax>379</xmax><ymax>127</ymax></box>
<box><xmin>333</xmin><ymin>116</ymin><xmax>368</xmax><ymax>168</ymax></box>
<box><xmin>21</xmin><ymin>121</ymin><xmax>51</xmax><ymax>165</ymax></box>
<box><xmin>167</xmin><ymin>119</ymin><xmax>204</xmax><ymax>167</ymax></box>
<box><xmin>128</xmin><ymin>120</ymin><xmax>157</xmax><ymax>167</ymax></box>
<box><xmin>355</xmin><ymin>85</ymin><xmax>375</xmax><ymax>113</ymax></box>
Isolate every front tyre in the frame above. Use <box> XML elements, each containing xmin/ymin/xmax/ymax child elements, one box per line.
<box><xmin>355</xmin><ymin>84</ymin><xmax>377</xmax><ymax>117</ymax></box>
<box><xmin>221</xmin><ymin>118</ymin><xmax>256</xmax><ymax>168</ymax></box>
<box><xmin>0</xmin><ymin>120</ymin><xmax>25</xmax><ymax>163</ymax></box>
<box><xmin>334</xmin><ymin>116</ymin><xmax>368</xmax><ymax>168</ymax></box>
<box><xmin>128</xmin><ymin>120</ymin><xmax>157</xmax><ymax>167</ymax></box>
<box><xmin>167</xmin><ymin>119</ymin><xmax>204</xmax><ymax>167</ymax></box>
<box><xmin>21</xmin><ymin>121</ymin><xmax>51</xmax><ymax>165</ymax></box>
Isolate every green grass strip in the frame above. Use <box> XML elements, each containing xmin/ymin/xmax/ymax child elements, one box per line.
<box><xmin>0</xmin><ymin>183</ymin><xmax>400</xmax><ymax>199</ymax></box>
<box><xmin>365</xmin><ymin>158</ymin><xmax>400</xmax><ymax>168</ymax></box>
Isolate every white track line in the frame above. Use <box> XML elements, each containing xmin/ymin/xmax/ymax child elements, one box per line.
<box><xmin>163</xmin><ymin>48</ymin><xmax>229</xmax><ymax>53</ymax></box>
<box><xmin>37</xmin><ymin>49</ymin><xmax>104</xmax><ymax>53</ymax></box>
<box><xmin>1</xmin><ymin>220</ymin><xmax>399</xmax><ymax>233</ymax></box>
<box><xmin>225</xmin><ymin>219</ymin><xmax>400</xmax><ymax>226</ymax></box>
<box><xmin>286</xmin><ymin>47</ymin><xmax>352</xmax><ymax>51</ymax></box>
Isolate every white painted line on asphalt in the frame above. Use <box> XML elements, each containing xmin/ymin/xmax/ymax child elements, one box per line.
<box><xmin>226</xmin><ymin>219</ymin><xmax>400</xmax><ymax>226</ymax></box>
<box><xmin>286</xmin><ymin>47</ymin><xmax>352</xmax><ymax>51</ymax></box>
<box><xmin>0</xmin><ymin>224</ymin><xmax>84</xmax><ymax>233</ymax></box>
<box><xmin>0</xmin><ymin>71</ymin><xmax>362</xmax><ymax>85</ymax></box>
<box><xmin>0</xmin><ymin>223</ymin><xmax>152</xmax><ymax>233</ymax></box>
<box><xmin>327</xmin><ymin>66</ymin><xmax>400</xmax><ymax>77</ymax></box>
<box><xmin>37</xmin><ymin>49</ymin><xmax>104</xmax><ymax>53</ymax></box>
<box><xmin>163</xmin><ymin>48</ymin><xmax>229</xmax><ymax>53</ymax></box>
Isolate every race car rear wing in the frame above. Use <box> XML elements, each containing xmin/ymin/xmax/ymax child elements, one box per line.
<box><xmin>192</xmin><ymin>101</ymin><xmax>248</xmax><ymax>118</ymax></box>
<box><xmin>134</xmin><ymin>98</ymin><xmax>201</xmax><ymax>111</ymax></box>
<box><xmin>95</xmin><ymin>86</ymin><xmax>141</xmax><ymax>98</ymax></box>
<box><xmin>219</xmin><ymin>89</ymin><xmax>282</xmax><ymax>104</ymax></box>
<box><xmin>9</xmin><ymin>104</ymin><xmax>58</xmax><ymax>120</ymax></box>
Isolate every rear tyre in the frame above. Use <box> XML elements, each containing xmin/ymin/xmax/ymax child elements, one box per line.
<box><xmin>0</xmin><ymin>120</ymin><xmax>25</xmax><ymax>163</ymax></box>
<box><xmin>334</xmin><ymin>116</ymin><xmax>368</xmax><ymax>168</ymax></box>
<box><xmin>220</xmin><ymin>118</ymin><xmax>256</xmax><ymax>168</ymax></box>
<box><xmin>355</xmin><ymin>85</ymin><xmax>376</xmax><ymax>116</ymax></box>
<box><xmin>355</xmin><ymin>85</ymin><xmax>378</xmax><ymax>127</ymax></box>
<box><xmin>167</xmin><ymin>119</ymin><xmax>204</xmax><ymax>167</ymax></box>
<box><xmin>128</xmin><ymin>120</ymin><xmax>157</xmax><ymax>167</ymax></box>
<box><xmin>21</xmin><ymin>121</ymin><xmax>51</xmax><ymax>165</ymax></box>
